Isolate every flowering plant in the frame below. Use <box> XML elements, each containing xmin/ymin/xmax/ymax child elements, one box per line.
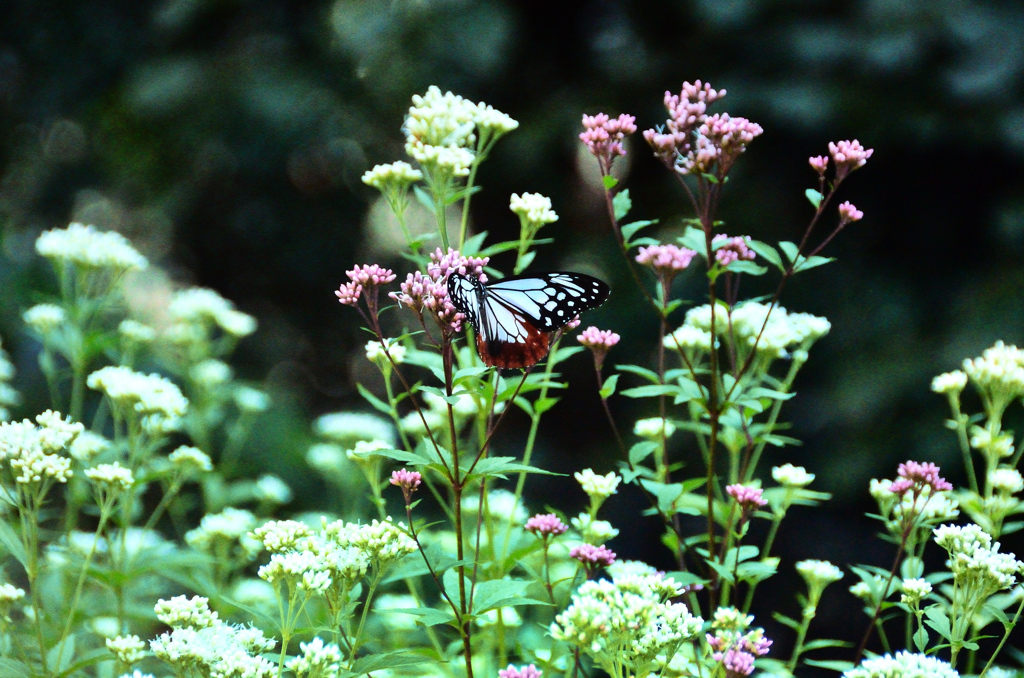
<box><xmin>0</xmin><ymin>80</ymin><xmax>1020</xmax><ymax>678</ymax></box>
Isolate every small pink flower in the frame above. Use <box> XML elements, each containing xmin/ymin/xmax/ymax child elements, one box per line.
<box><xmin>580</xmin><ymin>113</ymin><xmax>637</xmax><ymax>172</ymax></box>
<box><xmin>578</xmin><ymin>326</ymin><xmax>620</xmax><ymax>369</ymax></box>
<box><xmin>635</xmin><ymin>244</ymin><xmax>697</xmax><ymax>277</ymax></box>
<box><xmin>569</xmin><ymin>543</ymin><xmax>616</xmax><ymax>568</ymax></box>
<box><xmin>389</xmin><ymin>271</ymin><xmax>430</xmax><ymax>313</ymax></box>
<box><xmin>745</xmin><ymin>633</ymin><xmax>772</xmax><ymax>657</ymax></box>
<box><xmin>808</xmin><ymin>155</ymin><xmax>829</xmax><ymax>174</ymax></box>
<box><xmin>422</xmin><ymin>280</ymin><xmax>466</xmax><ymax>334</ymax></box>
<box><xmin>427</xmin><ymin>247</ymin><xmax>489</xmax><ymax>284</ymax></box>
<box><xmin>335</xmin><ymin>281</ymin><xmax>363</xmax><ymax>306</ymax></box>
<box><xmin>838</xmin><ymin>201</ymin><xmax>864</xmax><ymax>223</ymax></box>
<box><xmin>726</xmin><ymin>483</ymin><xmax>767</xmax><ymax>513</ymax></box>
<box><xmin>525</xmin><ymin>513</ymin><xmax>568</xmax><ymax>538</ymax></box>
<box><xmin>890</xmin><ymin>461</ymin><xmax>952</xmax><ymax>495</ymax></box>
<box><xmin>565</xmin><ymin>315</ymin><xmax>582</xmax><ymax>331</ymax></box>
<box><xmin>499</xmin><ymin>665</ymin><xmax>542</xmax><ymax>678</ymax></box>
<box><xmin>712</xmin><ymin>235</ymin><xmax>756</xmax><ymax>266</ymax></box>
<box><xmin>645</xmin><ymin>81</ymin><xmax>726</xmax><ymax>167</ymax></box>
<box><xmin>347</xmin><ymin>264</ymin><xmax>396</xmax><ymax>286</ymax></box>
<box><xmin>707</xmin><ymin>634</ymin><xmax>725</xmax><ymax>651</ymax></box>
<box><xmin>828</xmin><ymin>139</ymin><xmax>873</xmax><ymax>179</ymax></box>
<box><xmin>721</xmin><ymin>648</ymin><xmax>756</xmax><ymax>678</ymax></box>
<box><xmin>391</xmin><ymin>468</ymin><xmax>422</xmax><ymax>504</ymax></box>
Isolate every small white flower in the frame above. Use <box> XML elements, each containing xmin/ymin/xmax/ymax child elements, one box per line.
<box><xmin>346</xmin><ymin>439</ymin><xmax>391</xmax><ymax>462</ymax></box>
<box><xmin>991</xmin><ymin>468</ymin><xmax>1024</xmax><ymax>495</ymax></box>
<box><xmin>285</xmin><ymin>637</ymin><xmax>342</xmax><ymax>678</ymax></box>
<box><xmin>314</xmin><ymin>412</ymin><xmax>395</xmax><ymax>446</ymax></box>
<box><xmin>255</xmin><ymin>475</ymin><xmax>292</xmax><ymax>505</ymax></box>
<box><xmin>234</xmin><ymin>386</ymin><xmax>270</xmax><ymax>413</ymax></box>
<box><xmin>634</xmin><ymin>418</ymin><xmax>676</xmax><ymax>440</ymax></box>
<box><xmin>510</xmin><ymin>192</ymin><xmax>558</xmax><ymax>226</ymax></box>
<box><xmin>251</xmin><ymin>520</ymin><xmax>312</xmax><ymax>553</ymax></box>
<box><xmin>154</xmin><ymin>595</ymin><xmax>219</xmax><ymax>629</ymax></box>
<box><xmin>365</xmin><ymin>338</ymin><xmax>406</xmax><ymax>365</ymax></box>
<box><xmin>574</xmin><ymin>469</ymin><xmax>622</xmax><ymax>499</ymax></box>
<box><xmin>191</xmin><ymin>359</ymin><xmax>232</xmax><ymax>387</ymax></box>
<box><xmin>772</xmin><ymin>464</ymin><xmax>815</xmax><ymax>488</ymax></box>
<box><xmin>118</xmin><ymin>319</ymin><xmax>156</xmax><ymax>343</ymax></box>
<box><xmin>106</xmin><ymin>634</ymin><xmax>146</xmax><ymax>664</ymax></box>
<box><xmin>87</xmin><ymin>366</ymin><xmax>189</xmax><ymax>421</ymax></box>
<box><xmin>186</xmin><ymin>508</ymin><xmax>259</xmax><ymax>560</ymax></box>
<box><xmin>900</xmin><ymin>578</ymin><xmax>932</xmax><ymax>605</ymax></box>
<box><xmin>68</xmin><ymin>431</ymin><xmax>110</xmax><ymax>462</ymax></box>
<box><xmin>362</xmin><ymin>161</ymin><xmax>423</xmax><ymax>190</ymax></box>
<box><xmin>36</xmin><ymin>223</ymin><xmax>148</xmax><ymax>272</ymax></box>
<box><xmin>168</xmin><ymin>445</ymin><xmax>213</xmax><ymax>474</ymax></box>
<box><xmin>796</xmin><ymin>559</ymin><xmax>843</xmax><ymax>586</ymax></box>
<box><xmin>663</xmin><ymin>324</ymin><xmax>714</xmax><ymax>351</ymax></box>
<box><xmin>23</xmin><ymin>304</ymin><xmax>66</xmax><ymax>335</ymax></box>
<box><xmin>843</xmin><ymin>651</ymin><xmax>958</xmax><ymax>678</ymax></box>
<box><xmin>571</xmin><ymin>513</ymin><xmax>619</xmax><ymax>544</ymax></box>
<box><xmin>931</xmin><ymin>370</ymin><xmax>968</xmax><ymax>395</ymax></box>
<box><xmin>85</xmin><ymin>462</ymin><xmax>134</xmax><ymax>490</ymax></box>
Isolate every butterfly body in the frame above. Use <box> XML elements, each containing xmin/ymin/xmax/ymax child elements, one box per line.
<box><xmin>448</xmin><ymin>271</ymin><xmax>610</xmax><ymax>369</ymax></box>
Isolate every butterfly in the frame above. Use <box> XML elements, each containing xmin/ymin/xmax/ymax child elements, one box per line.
<box><xmin>447</xmin><ymin>271</ymin><xmax>611</xmax><ymax>369</ymax></box>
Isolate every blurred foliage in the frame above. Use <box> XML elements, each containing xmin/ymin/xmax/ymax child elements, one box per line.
<box><xmin>2</xmin><ymin>0</ymin><xmax>1024</xmax><ymax>651</ymax></box>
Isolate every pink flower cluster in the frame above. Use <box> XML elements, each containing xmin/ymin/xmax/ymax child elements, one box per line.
<box><xmin>579</xmin><ymin>113</ymin><xmax>637</xmax><ymax>173</ymax></box>
<box><xmin>808</xmin><ymin>155</ymin><xmax>828</xmax><ymax>174</ymax></box>
<box><xmin>708</xmin><ymin>630</ymin><xmax>772</xmax><ymax>678</ymax></box>
<box><xmin>525</xmin><ymin>513</ymin><xmax>568</xmax><ymax>538</ymax></box>
<box><xmin>726</xmin><ymin>483</ymin><xmax>767</xmax><ymax>513</ymax></box>
<box><xmin>336</xmin><ymin>264</ymin><xmax>396</xmax><ymax>308</ymax></box>
<box><xmin>838</xmin><ymin>201</ymin><xmax>864</xmax><ymax>223</ymax></box>
<box><xmin>643</xmin><ymin>81</ymin><xmax>762</xmax><ymax>178</ymax></box>
<box><xmin>577</xmin><ymin>326</ymin><xmax>620</xmax><ymax>369</ymax></box>
<box><xmin>635</xmin><ymin>244</ymin><xmax>697</xmax><ymax>277</ymax></box>
<box><xmin>829</xmin><ymin>139</ymin><xmax>873</xmax><ymax>178</ymax></box>
<box><xmin>890</xmin><ymin>461</ymin><xmax>952</xmax><ymax>496</ymax></box>
<box><xmin>499</xmin><ymin>665</ymin><xmax>542</xmax><ymax>678</ymax></box>
<box><xmin>712</xmin><ymin>235</ymin><xmax>756</xmax><ymax>266</ymax></box>
<box><xmin>565</xmin><ymin>315</ymin><xmax>582</xmax><ymax>330</ymax></box>
<box><xmin>390</xmin><ymin>468</ymin><xmax>422</xmax><ymax>504</ymax></box>
<box><xmin>569</xmin><ymin>543</ymin><xmax>616</xmax><ymax>568</ymax></box>
<box><xmin>427</xmin><ymin>247</ymin><xmax>488</xmax><ymax>284</ymax></box>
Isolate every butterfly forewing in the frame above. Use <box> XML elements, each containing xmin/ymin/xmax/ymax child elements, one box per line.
<box><xmin>484</xmin><ymin>272</ymin><xmax>610</xmax><ymax>331</ymax></box>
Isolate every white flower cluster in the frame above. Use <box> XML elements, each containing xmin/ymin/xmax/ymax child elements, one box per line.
<box><xmin>23</xmin><ymin>304</ymin><xmax>66</xmax><ymax>336</ymax></box>
<box><xmin>118</xmin><ymin>320</ymin><xmax>156</xmax><ymax>344</ymax></box>
<box><xmin>843</xmin><ymin>651</ymin><xmax>959</xmax><ymax>678</ymax></box>
<box><xmin>869</xmin><ymin>480</ymin><xmax>960</xmax><ymax>535</ymax></box>
<box><xmin>234</xmin><ymin>386</ymin><xmax>270</xmax><ymax>413</ymax></box>
<box><xmin>85</xmin><ymin>462</ymin><xmax>135</xmax><ymax>491</ymax></box>
<box><xmin>185</xmin><ymin>508</ymin><xmax>260</xmax><ymax>561</ymax></box>
<box><xmin>462</xmin><ymin>489</ymin><xmax>528</xmax><ymax>524</ymax></box>
<box><xmin>963</xmin><ymin>341</ymin><xmax>1024</xmax><ymax>413</ymax></box>
<box><xmin>69</xmin><ymin>431</ymin><xmax>110</xmax><ymax>462</ymax></box>
<box><xmin>328</xmin><ymin>517</ymin><xmax>417</xmax><ymax>566</ymax></box>
<box><xmin>150</xmin><ymin>597</ymin><xmax>276</xmax><ymax>678</ymax></box>
<box><xmin>0</xmin><ymin>411</ymin><xmax>81</xmax><ymax>486</ymax></box>
<box><xmin>574</xmin><ymin>469</ymin><xmax>622</xmax><ymax>499</ymax></box>
<box><xmin>36</xmin><ymin>223</ymin><xmax>149</xmax><ymax>272</ymax></box>
<box><xmin>931</xmin><ymin>370</ymin><xmax>968</xmax><ymax>396</ymax></box>
<box><xmin>168</xmin><ymin>287</ymin><xmax>257</xmax><ymax>338</ymax></box>
<box><xmin>401</xmin><ymin>390</ymin><xmax>480</xmax><ymax>435</ymax></box>
<box><xmin>681</xmin><ymin>302</ymin><xmax>829</xmax><ymax>359</ymax></box>
<box><xmin>510</xmin><ymin>192</ymin><xmax>558</xmax><ymax>226</ymax></box>
<box><xmin>551</xmin><ymin>573</ymin><xmax>702</xmax><ymax>672</ymax></box>
<box><xmin>0</xmin><ymin>582</ymin><xmax>26</xmax><ymax>617</ymax></box>
<box><xmin>106</xmin><ymin>634</ymin><xmax>146</xmax><ymax>664</ymax></box>
<box><xmin>0</xmin><ymin>337</ymin><xmax>17</xmax><ymax>422</ymax></box>
<box><xmin>254</xmin><ymin>474</ymin><xmax>292</xmax><ymax>505</ymax></box>
<box><xmin>191</xmin><ymin>359</ymin><xmax>232</xmax><ymax>388</ymax></box>
<box><xmin>168</xmin><ymin>445</ymin><xmax>213</xmax><ymax>475</ymax></box>
<box><xmin>933</xmin><ymin>523</ymin><xmax>1023</xmax><ymax>595</ymax></box>
<box><xmin>662</xmin><ymin>324</ymin><xmax>715</xmax><ymax>353</ymax></box>
<box><xmin>87</xmin><ymin>366</ymin><xmax>188</xmax><ymax>432</ymax></box>
<box><xmin>314</xmin><ymin>412</ymin><xmax>395</xmax><ymax>447</ymax></box>
<box><xmin>365</xmin><ymin>338</ymin><xmax>406</xmax><ymax>365</ymax></box>
<box><xmin>571</xmin><ymin>513</ymin><xmax>619</xmax><ymax>544</ymax></box>
<box><xmin>346</xmin><ymin>439</ymin><xmax>391</xmax><ymax>463</ymax></box>
<box><xmin>991</xmin><ymin>468</ymin><xmax>1024</xmax><ymax>495</ymax></box>
<box><xmin>362</xmin><ymin>161</ymin><xmax>423</xmax><ymax>190</ymax></box>
<box><xmin>772</xmin><ymin>464</ymin><xmax>815</xmax><ymax>488</ymax></box>
<box><xmin>404</xmin><ymin>86</ymin><xmax>517</xmax><ymax>176</ymax></box>
<box><xmin>900</xmin><ymin>578</ymin><xmax>932</xmax><ymax>605</ymax></box>
<box><xmin>634</xmin><ymin>417</ymin><xmax>676</xmax><ymax>440</ymax></box>
<box><xmin>285</xmin><ymin>637</ymin><xmax>342</xmax><ymax>678</ymax></box>
<box><xmin>251</xmin><ymin>520</ymin><xmax>312</xmax><ymax>553</ymax></box>
<box><xmin>796</xmin><ymin>559</ymin><xmax>843</xmax><ymax>595</ymax></box>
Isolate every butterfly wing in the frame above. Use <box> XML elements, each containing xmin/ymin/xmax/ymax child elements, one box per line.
<box><xmin>475</xmin><ymin>292</ymin><xmax>551</xmax><ymax>369</ymax></box>
<box><xmin>484</xmin><ymin>272</ymin><xmax>610</xmax><ymax>331</ymax></box>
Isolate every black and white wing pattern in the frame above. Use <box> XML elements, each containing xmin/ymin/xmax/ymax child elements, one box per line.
<box><xmin>447</xmin><ymin>272</ymin><xmax>610</xmax><ymax>369</ymax></box>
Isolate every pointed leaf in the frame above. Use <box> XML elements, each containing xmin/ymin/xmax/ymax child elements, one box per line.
<box><xmin>613</xmin><ymin>189</ymin><xmax>632</xmax><ymax>221</ymax></box>
<box><xmin>599</xmin><ymin>374</ymin><xmax>620</xmax><ymax>399</ymax></box>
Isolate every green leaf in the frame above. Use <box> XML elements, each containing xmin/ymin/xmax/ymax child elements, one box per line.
<box><xmin>747</xmin><ymin>240</ymin><xmax>784</xmax><ymax>271</ymax></box>
<box><xmin>794</xmin><ymin>255</ymin><xmax>834</xmax><ymax>272</ymax></box>
<box><xmin>913</xmin><ymin>626</ymin><xmax>929</xmax><ymax>652</ymax></box>
<box><xmin>599</xmin><ymin>374</ymin><xmax>619</xmax><ymax>399</ymax></box>
<box><xmin>47</xmin><ymin>635</ymin><xmax>75</xmax><ymax>675</ymax></box>
<box><xmin>414</xmin><ymin>185</ymin><xmax>435</xmax><ymax>211</ymax></box>
<box><xmin>800</xmin><ymin>639</ymin><xmax>852</xmax><ymax>652</ymax></box>
<box><xmin>621</xmin><ymin>220</ymin><xmax>657</xmax><ymax>244</ymax></box>
<box><xmin>55</xmin><ymin>648</ymin><xmax>114</xmax><ymax>678</ymax></box>
<box><xmin>923</xmin><ymin>605</ymin><xmax>952</xmax><ymax>641</ymax></box>
<box><xmin>0</xmin><ymin>659</ymin><xmax>32</xmax><ymax>678</ymax></box>
<box><xmin>701</xmin><ymin>172</ymin><xmax>719</xmax><ymax>184</ymax></box>
<box><xmin>533</xmin><ymin>397</ymin><xmax>559</xmax><ymax>415</ymax></box>
<box><xmin>736</xmin><ymin>559</ymin><xmax>778</xmax><ymax>583</ymax></box>
<box><xmin>0</xmin><ymin>521</ymin><xmax>28</xmax><ymax>570</ymax></box>
<box><xmin>602</xmin><ymin>175</ymin><xmax>619</xmax><ymax>190</ymax></box>
<box><xmin>613</xmin><ymin>189</ymin><xmax>632</xmax><ymax>221</ymax></box>
<box><xmin>805</xmin><ymin>188</ymin><xmax>823</xmax><ymax>209</ymax></box>
<box><xmin>772</xmin><ymin>612</ymin><xmax>801</xmax><ymax>630</ymax></box>
<box><xmin>350</xmin><ymin>652</ymin><xmax>432</xmax><ymax>675</ymax></box>
<box><xmin>704</xmin><ymin>558</ymin><xmax>735</xmax><ymax>584</ymax></box>
<box><xmin>357</xmin><ymin>383</ymin><xmax>393</xmax><ymax>415</ymax></box>
<box><xmin>804</xmin><ymin>660</ymin><xmax>856</xmax><ymax>672</ymax></box>
<box><xmin>678</xmin><ymin>226</ymin><xmax>706</xmax><ymax>255</ymax></box>
<box><xmin>621</xmin><ymin>384</ymin><xmax>679</xmax><ymax>398</ymax></box>
<box><xmin>373</xmin><ymin>447</ymin><xmax>428</xmax><ymax>466</ymax></box>
<box><xmin>629</xmin><ymin>441</ymin><xmax>659</xmax><ymax>467</ymax></box>
<box><xmin>461</xmin><ymin>231</ymin><xmax>489</xmax><ymax>256</ymax></box>
<box><xmin>467</xmin><ymin>456</ymin><xmax>558</xmax><ymax>479</ymax></box>
<box><xmin>515</xmin><ymin>251</ymin><xmax>537</xmax><ymax>274</ymax></box>
<box><xmin>725</xmin><ymin>260</ymin><xmax>769</xmax><ymax>276</ymax></box>
<box><xmin>616</xmin><ymin>364</ymin><xmax>661</xmax><ymax>384</ymax></box>
<box><xmin>778</xmin><ymin>241</ymin><xmax>800</xmax><ymax>264</ymax></box>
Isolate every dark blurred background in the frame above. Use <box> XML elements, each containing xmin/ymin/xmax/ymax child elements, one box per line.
<box><xmin>3</xmin><ymin>0</ymin><xmax>1024</xmax><ymax>657</ymax></box>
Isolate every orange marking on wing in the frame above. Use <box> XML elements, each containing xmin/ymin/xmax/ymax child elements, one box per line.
<box><xmin>476</xmin><ymin>321</ymin><xmax>551</xmax><ymax>369</ymax></box>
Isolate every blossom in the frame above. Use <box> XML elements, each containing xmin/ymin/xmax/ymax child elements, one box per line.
<box><xmin>635</xmin><ymin>244</ymin><xmax>696</xmax><ymax>277</ymax></box>
<box><xmin>362</xmin><ymin>161</ymin><xmax>422</xmax><ymax>190</ymax></box>
<box><xmin>285</xmin><ymin>637</ymin><xmax>342</xmax><ymax>678</ymax></box>
<box><xmin>963</xmin><ymin>341</ymin><xmax>1024</xmax><ymax>416</ymax></box>
<box><xmin>390</xmin><ymin>468</ymin><xmax>422</xmax><ymax>503</ymax></box>
<box><xmin>663</xmin><ymin>324</ymin><xmax>714</xmax><ymax>353</ymax></box>
<box><xmin>889</xmin><ymin>460</ymin><xmax>953</xmax><ymax>495</ymax></box>
<box><xmin>404</xmin><ymin>86</ymin><xmax>478</xmax><ymax>176</ymax></box>
<box><xmin>571</xmin><ymin>513</ymin><xmax>619</xmax><ymax>544</ymax></box>
<box><xmin>85</xmin><ymin>462</ymin><xmax>135</xmax><ymax>491</ymax></box>
<box><xmin>150</xmin><ymin>619</ymin><xmax>276</xmax><ymax>678</ymax></box>
<box><xmin>575</xmin><ymin>468</ymin><xmax>621</xmax><ymax>499</ymax></box>
<box><xmin>346</xmin><ymin>439</ymin><xmax>391</xmax><ymax>463</ymax></box>
<box><xmin>154</xmin><ymin>595</ymin><xmax>219</xmax><ymax>629</ymax></box>
<box><xmin>510</xmin><ymin>192</ymin><xmax>558</xmax><ymax>226</ymax></box>
<box><xmin>525</xmin><ymin>513</ymin><xmax>568</xmax><ymax>538</ymax></box>
<box><xmin>634</xmin><ymin>417</ymin><xmax>676</xmax><ymax>440</ymax></box>
<box><xmin>234</xmin><ymin>386</ymin><xmax>270</xmax><ymax>413</ymax></box>
<box><xmin>580</xmin><ymin>112</ymin><xmax>637</xmax><ymax>171</ymax></box>
<box><xmin>0</xmin><ymin>413</ymin><xmax>79</xmax><ymax>485</ymax></box>
<box><xmin>191</xmin><ymin>359</ymin><xmax>232</xmax><ymax>387</ymax></box>
<box><xmin>107</xmin><ymin>634</ymin><xmax>146</xmax><ymax>664</ymax></box>
<box><xmin>254</xmin><ymin>475</ymin><xmax>292</xmax><ymax>505</ymax></box>
<box><xmin>991</xmin><ymin>468</ymin><xmax>1024</xmax><ymax>494</ymax></box>
<box><xmin>499</xmin><ymin>665</ymin><xmax>542</xmax><ymax>678</ymax></box>
<box><xmin>427</xmin><ymin>247</ymin><xmax>488</xmax><ymax>283</ymax></box>
<box><xmin>828</xmin><ymin>139</ymin><xmax>874</xmax><ymax>180</ymax></box>
<box><xmin>577</xmin><ymin>326</ymin><xmax>620</xmax><ymax>368</ymax></box>
<box><xmin>843</xmin><ymin>652</ymin><xmax>957</xmax><ymax>678</ymax></box>
<box><xmin>933</xmin><ymin>523</ymin><xmax>1023</xmax><ymax>595</ymax></box>
<box><xmin>808</xmin><ymin>155</ymin><xmax>828</xmax><ymax>174</ymax></box>
<box><xmin>931</xmin><ymin>370</ymin><xmax>968</xmax><ymax>395</ymax></box>
<box><xmin>838</xmin><ymin>201</ymin><xmax>864</xmax><ymax>223</ymax></box>
<box><xmin>87</xmin><ymin>366</ymin><xmax>188</xmax><ymax>427</ymax></box>
<box><xmin>0</xmin><ymin>338</ymin><xmax>17</xmax><ymax>422</ymax></box>
<box><xmin>726</xmin><ymin>484</ymin><xmax>767</xmax><ymax>515</ymax></box>
<box><xmin>335</xmin><ymin>264</ymin><xmax>395</xmax><ymax>309</ymax></box>
<box><xmin>313</xmin><ymin>412</ymin><xmax>395</xmax><ymax>446</ymax></box>
<box><xmin>168</xmin><ymin>445</ymin><xmax>213</xmax><ymax>475</ymax></box>
<box><xmin>168</xmin><ymin>288</ymin><xmax>256</xmax><ymax>337</ymax></box>
<box><xmin>365</xmin><ymin>338</ymin><xmax>406</xmax><ymax>365</ymax></box>
<box><xmin>712</xmin><ymin>234</ymin><xmax>756</xmax><ymax>266</ymax></box>
<box><xmin>900</xmin><ymin>578</ymin><xmax>932</xmax><ymax>605</ymax></box>
<box><xmin>68</xmin><ymin>431</ymin><xmax>110</xmax><ymax>462</ymax></box>
<box><xmin>36</xmin><ymin>223</ymin><xmax>148</xmax><ymax>272</ymax></box>
<box><xmin>23</xmin><ymin>304</ymin><xmax>66</xmax><ymax>335</ymax></box>
<box><xmin>772</xmin><ymin>464</ymin><xmax>815</xmax><ymax>488</ymax></box>
<box><xmin>251</xmin><ymin>520</ymin><xmax>312</xmax><ymax>553</ymax></box>
<box><xmin>570</xmin><ymin>543</ymin><xmax>617</xmax><ymax>567</ymax></box>
<box><xmin>118</xmin><ymin>319</ymin><xmax>156</xmax><ymax>344</ymax></box>
<box><xmin>644</xmin><ymin>80</ymin><xmax>726</xmax><ymax>166</ymax></box>
<box><xmin>185</xmin><ymin>508</ymin><xmax>260</xmax><ymax>561</ymax></box>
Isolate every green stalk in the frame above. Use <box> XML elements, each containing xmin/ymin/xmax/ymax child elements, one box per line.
<box><xmin>786</xmin><ymin>605</ymin><xmax>816</xmax><ymax>673</ymax></box>
<box><xmin>948</xmin><ymin>396</ymin><xmax>979</xmax><ymax>494</ymax></box>
<box><xmin>979</xmin><ymin>586</ymin><xmax>1024</xmax><ymax>677</ymax></box>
